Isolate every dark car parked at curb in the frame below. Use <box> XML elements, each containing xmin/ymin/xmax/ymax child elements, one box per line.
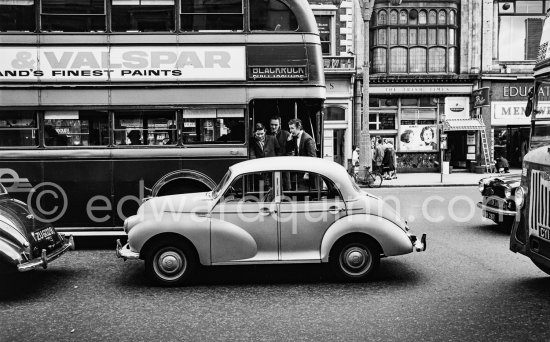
<box><xmin>477</xmin><ymin>174</ymin><xmax>521</xmax><ymax>229</ymax></box>
<box><xmin>0</xmin><ymin>183</ymin><xmax>74</xmax><ymax>274</ymax></box>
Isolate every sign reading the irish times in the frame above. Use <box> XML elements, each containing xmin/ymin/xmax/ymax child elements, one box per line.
<box><xmin>0</xmin><ymin>46</ymin><xmax>246</xmax><ymax>82</ymax></box>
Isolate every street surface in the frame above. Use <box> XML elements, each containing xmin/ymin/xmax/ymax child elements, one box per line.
<box><xmin>1</xmin><ymin>187</ymin><xmax>549</xmax><ymax>341</ymax></box>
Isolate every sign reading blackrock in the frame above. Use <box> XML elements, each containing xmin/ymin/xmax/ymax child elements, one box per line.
<box><xmin>0</xmin><ymin>46</ymin><xmax>247</xmax><ymax>82</ymax></box>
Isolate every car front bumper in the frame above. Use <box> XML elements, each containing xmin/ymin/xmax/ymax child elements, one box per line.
<box><xmin>17</xmin><ymin>235</ymin><xmax>75</xmax><ymax>272</ymax></box>
<box><xmin>116</xmin><ymin>239</ymin><xmax>140</xmax><ymax>261</ymax></box>
<box><xmin>477</xmin><ymin>202</ymin><xmax>516</xmax><ymax>223</ymax></box>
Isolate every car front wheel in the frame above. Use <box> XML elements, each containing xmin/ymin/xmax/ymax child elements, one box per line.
<box><xmin>145</xmin><ymin>239</ymin><xmax>197</xmax><ymax>286</ymax></box>
<box><xmin>331</xmin><ymin>239</ymin><xmax>380</xmax><ymax>281</ymax></box>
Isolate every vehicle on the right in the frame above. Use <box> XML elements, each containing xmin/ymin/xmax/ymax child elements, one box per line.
<box><xmin>509</xmin><ymin>18</ymin><xmax>550</xmax><ymax>275</ymax></box>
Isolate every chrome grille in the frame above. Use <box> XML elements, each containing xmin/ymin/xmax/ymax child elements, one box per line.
<box><xmin>529</xmin><ymin>170</ymin><xmax>550</xmax><ymax>237</ymax></box>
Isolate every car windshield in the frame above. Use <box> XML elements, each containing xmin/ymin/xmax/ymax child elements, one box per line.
<box><xmin>212</xmin><ymin>170</ymin><xmax>232</xmax><ymax>198</ymax></box>
<box><xmin>531</xmin><ymin>121</ymin><xmax>550</xmax><ymax>150</ymax></box>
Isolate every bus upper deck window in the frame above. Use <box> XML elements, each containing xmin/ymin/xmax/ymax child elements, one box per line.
<box><xmin>250</xmin><ymin>0</ymin><xmax>298</xmax><ymax>31</ymax></box>
<box><xmin>0</xmin><ymin>111</ymin><xmax>37</xmax><ymax>147</ymax></box>
<box><xmin>44</xmin><ymin>110</ymin><xmax>108</xmax><ymax>147</ymax></box>
<box><xmin>181</xmin><ymin>0</ymin><xmax>243</xmax><ymax>31</ymax></box>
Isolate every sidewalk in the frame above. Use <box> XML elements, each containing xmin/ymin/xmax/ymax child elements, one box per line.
<box><xmin>360</xmin><ymin>168</ymin><xmax>522</xmax><ymax>188</ymax></box>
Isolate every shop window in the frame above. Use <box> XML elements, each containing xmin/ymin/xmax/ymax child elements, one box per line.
<box><xmin>0</xmin><ymin>0</ymin><xmax>35</xmax><ymax>32</ymax></box>
<box><xmin>181</xmin><ymin>108</ymin><xmax>244</xmax><ymax>144</ymax></box>
<box><xmin>44</xmin><ymin>111</ymin><xmax>108</xmax><ymax>147</ymax></box>
<box><xmin>324</xmin><ymin>107</ymin><xmax>345</xmax><ymax>121</ymax></box>
<box><xmin>401</xmin><ymin>98</ymin><xmax>418</xmax><ymax>106</ymax></box>
<box><xmin>369</xmin><ymin>112</ymin><xmax>396</xmax><ymax>130</ymax></box>
<box><xmin>315</xmin><ymin>16</ymin><xmax>332</xmax><ymax>54</ymax></box>
<box><xmin>498</xmin><ymin>1</ymin><xmax>547</xmax><ymax>61</ymax></box>
<box><xmin>114</xmin><ymin>110</ymin><xmax>177</xmax><ymax>146</ymax></box>
<box><xmin>398</xmin><ymin>109</ymin><xmax>437</xmax><ymax>152</ymax></box>
<box><xmin>111</xmin><ymin>0</ymin><xmax>175</xmax><ymax>32</ymax></box>
<box><xmin>181</xmin><ymin>0</ymin><xmax>243</xmax><ymax>31</ymax></box>
<box><xmin>0</xmin><ymin>111</ymin><xmax>37</xmax><ymax>147</ymax></box>
<box><xmin>251</xmin><ymin>0</ymin><xmax>297</xmax><ymax>31</ymax></box>
<box><xmin>41</xmin><ymin>0</ymin><xmax>106</xmax><ymax>32</ymax></box>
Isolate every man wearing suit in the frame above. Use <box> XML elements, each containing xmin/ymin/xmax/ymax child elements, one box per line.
<box><xmin>288</xmin><ymin>118</ymin><xmax>316</xmax><ymax>157</ymax></box>
<box><xmin>268</xmin><ymin>116</ymin><xmax>293</xmax><ymax>156</ymax></box>
<box><xmin>250</xmin><ymin>122</ymin><xmax>280</xmax><ymax>158</ymax></box>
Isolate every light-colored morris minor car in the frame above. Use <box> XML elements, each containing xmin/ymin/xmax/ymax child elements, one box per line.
<box><xmin>116</xmin><ymin>157</ymin><xmax>426</xmax><ymax>285</ymax></box>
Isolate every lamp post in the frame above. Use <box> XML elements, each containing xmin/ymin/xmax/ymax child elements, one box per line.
<box><xmin>358</xmin><ymin>0</ymin><xmax>375</xmax><ymax>177</ymax></box>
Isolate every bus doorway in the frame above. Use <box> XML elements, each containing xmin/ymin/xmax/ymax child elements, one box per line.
<box><xmin>250</xmin><ymin>99</ymin><xmax>324</xmax><ymax>157</ymax></box>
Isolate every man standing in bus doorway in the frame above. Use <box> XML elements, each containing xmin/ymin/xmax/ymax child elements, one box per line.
<box><xmin>268</xmin><ymin>116</ymin><xmax>293</xmax><ymax>156</ymax></box>
<box><xmin>288</xmin><ymin>118</ymin><xmax>316</xmax><ymax>157</ymax></box>
<box><xmin>250</xmin><ymin>122</ymin><xmax>280</xmax><ymax>159</ymax></box>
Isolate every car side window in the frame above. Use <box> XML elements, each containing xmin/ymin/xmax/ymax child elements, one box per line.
<box><xmin>221</xmin><ymin>172</ymin><xmax>274</xmax><ymax>203</ymax></box>
<box><xmin>281</xmin><ymin>171</ymin><xmax>342</xmax><ymax>202</ymax></box>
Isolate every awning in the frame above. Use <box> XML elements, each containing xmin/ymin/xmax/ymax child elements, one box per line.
<box><xmin>443</xmin><ymin>119</ymin><xmax>485</xmax><ymax>131</ymax></box>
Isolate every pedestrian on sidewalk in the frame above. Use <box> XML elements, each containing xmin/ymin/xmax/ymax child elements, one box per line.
<box><xmin>373</xmin><ymin>138</ymin><xmax>384</xmax><ymax>174</ymax></box>
<box><xmin>382</xmin><ymin>142</ymin><xmax>396</xmax><ymax>180</ymax></box>
<box><xmin>495</xmin><ymin>155</ymin><xmax>510</xmax><ymax>173</ymax></box>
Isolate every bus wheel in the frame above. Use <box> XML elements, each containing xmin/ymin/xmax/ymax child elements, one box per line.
<box><xmin>144</xmin><ymin>239</ymin><xmax>197</xmax><ymax>286</ymax></box>
<box><xmin>533</xmin><ymin>261</ymin><xmax>550</xmax><ymax>276</ymax></box>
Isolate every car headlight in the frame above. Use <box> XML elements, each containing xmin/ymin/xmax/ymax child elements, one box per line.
<box><xmin>478</xmin><ymin>180</ymin><xmax>485</xmax><ymax>193</ymax></box>
<box><xmin>515</xmin><ymin>186</ymin><xmax>526</xmax><ymax>209</ymax></box>
<box><xmin>504</xmin><ymin>188</ymin><xmax>512</xmax><ymax>199</ymax></box>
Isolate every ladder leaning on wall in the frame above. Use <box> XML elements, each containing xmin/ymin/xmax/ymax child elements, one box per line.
<box><xmin>477</xmin><ymin>115</ymin><xmax>493</xmax><ymax>173</ymax></box>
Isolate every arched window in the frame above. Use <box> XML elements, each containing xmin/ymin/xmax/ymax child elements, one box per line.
<box><xmin>390</xmin><ymin>10</ymin><xmax>398</xmax><ymax>25</ymax></box>
<box><xmin>390</xmin><ymin>47</ymin><xmax>407</xmax><ymax>73</ymax></box>
<box><xmin>438</xmin><ymin>10</ymin><xmax>446</xmax><ymax>24</ymax></box>
<box><xmin>324</xmin><ymin>106</ymin><xmax>345</xmax><ymax>121</ymax></box>
<box><xmin>373</xmin><ymin>48</ymin><xmax>387</xmax><ymax>73</ymax></box>
<box><xmin>409</xmin><ymin>48</ymin><xmax>426</xmax><ymax>73</ymax></box>
<box><xmin>428</xmin><ymin>47</ymin><xmax>446</xmax><ymax>72</ymax></box>
<box><xmin>409</xmin><ymin>9</ymin><xmax>418</xmax><ymax>25</ymax></box>
<box><xmin>378</xmin><ymin>10</ymin><xmax>387</xmax><ymax>25</ymax></box>
<box><xmin>428</xmin><ymin>10</ymin><xmax>437</xmax><ymax>25</ymax></box>
<box><xmin>419</xmin><ymin>10</ymin><xmax>427</xmax><ymax>25</ymax></box>
<box><xmin>399</xmin><ymin>10</ymin><xmax>408</xmax><ymax>24</ymax></box>
<box><xmin>449</xmin><ymin>10</ymin><xmax>456</xmax><ymax>25</ymax></box>
<box><xmin>378</xmin><ymin>28</ymin><xmax>387</xmax><ymax>45</ymax></box>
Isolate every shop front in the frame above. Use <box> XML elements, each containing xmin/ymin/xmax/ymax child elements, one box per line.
<box><xmin>369</xmin><ymin>84</ymin><xmax>472</xmax><ymax>173</ymax></box>
<box><xmin>489</xmin><ymin>82</ymin><xmax>550</xmax><ymax>167</ymax></box>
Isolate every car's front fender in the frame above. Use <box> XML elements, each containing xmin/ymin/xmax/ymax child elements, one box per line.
<box><xmin>128</xmin><ymin>213</ymin><xmax>211</xmax><ymax>265</ymax></box>
<box><xmin>320</xmin><ymin>214</ymin><xmax>413</xmax><ymax>262</ymax></box>
<box><xmin>0</xmin><ymin>238</ymin><xmax>24</xmax><ymax>267</ymax></box>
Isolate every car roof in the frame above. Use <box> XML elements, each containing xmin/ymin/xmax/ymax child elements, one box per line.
<box><xmin>229</xmin><ymin>157</ymin><xmax>358</xmax><ymax>196</ymax></box>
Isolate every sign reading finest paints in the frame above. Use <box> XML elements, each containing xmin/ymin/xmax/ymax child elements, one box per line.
<box><xmin>0</xmin><ymin>46</ymin><xmax>246</xmax><ymax>82</ymax></box>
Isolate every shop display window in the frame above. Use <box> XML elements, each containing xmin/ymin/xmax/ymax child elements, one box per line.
<box><xmin>181</xmin><ymin>0</ymin><xmax>243</xmax><ymax>31</ymax></box>
<box><xmin>181</xmin><ymin>108</ymin><xmax>244</xmax><ymax>144</ymax></box>
<box><xmin>44</xmin><ymin>110</ymin><xmax>108</xmax><ymax>146</ymax></box>
<box><xmin>111</xmin><ymin>0</ymin><xmax>175</xmax><ymax>32</ymax></box>
<box><xmin>0</xmin><ymin>111</ymin><xmax>37</xmax><ymax>147</ymax></box>
<box><xmin>0</xmin><ymin>0</ymin><xmax>35</xmax><ymax>32</ymax></box>
<box><xmin>114</xmin><ymin>110</ymin><xmax>176</xmax><ymax>146</ymax></box>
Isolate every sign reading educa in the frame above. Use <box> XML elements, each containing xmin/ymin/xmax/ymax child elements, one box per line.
<box><xmin>249</xmin><ymin>66</ymin><xmax>307</xmax><ymax>80</ymax></box>
<box><xmin>471</xmin><ymin>87</ymin><xmax>490</xmax><ymax>108</ymax></box>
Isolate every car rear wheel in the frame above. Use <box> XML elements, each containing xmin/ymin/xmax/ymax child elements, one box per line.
<box><xmin>331</xmin><ymin>239</ymin><xmax>380</xmax><ymax>281</ymax></box>
<box><xmin>533</xmin><ymin>261</ymin><xmax>550</xmax><ymax>276</ymax></box>
<box><xmin>145</xmin><ymin>239</ymin><xmax>197</xmax><ymax>286</ymax></box>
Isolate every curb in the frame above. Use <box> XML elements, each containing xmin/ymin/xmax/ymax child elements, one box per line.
<box><xmin>360</xmin><ymin>183</ymin><xmax>477</xmax><ymax>188</ymax></box>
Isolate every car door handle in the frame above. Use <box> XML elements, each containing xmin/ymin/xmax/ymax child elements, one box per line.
<box><xmin>259</xmin><ymin>207</ymin><xmax>276</xmax><ymax>216</ymax></box>
<box><xmin>328</xmin><ymin>206</ymin><xmax>345</xmax><ymax>214</ymax></box>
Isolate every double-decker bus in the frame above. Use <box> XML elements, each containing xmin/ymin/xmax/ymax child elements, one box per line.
<box><xmin>0</xmin><ymin>0</ymin><xmax>325</xmax><ymax>235</ymax></box>
<box><xmin>509</xmin><ymin>11</ymin><xmax>550</xmax><ymax>274</ymax></box>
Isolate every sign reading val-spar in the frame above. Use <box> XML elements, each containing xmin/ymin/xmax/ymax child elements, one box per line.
<box><xmin>0</xmin><ymin>46</ymin><xmax>247</xmax><ymax>82</ymax></box>
<box><xmin>398</xmin><ymin>124</ymin><xmax>439</xmax><ymax>152</ymax></box>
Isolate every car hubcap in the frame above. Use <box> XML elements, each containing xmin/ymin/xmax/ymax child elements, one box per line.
<box><xmin>154</xmin><ymin>248</ymin><xmax>187</xmax><ymax>281</ymax></box>
<box><xmin>340</xmin><ymin>246</ymin><xmax>371</xmax><ymax>276</ymax></box>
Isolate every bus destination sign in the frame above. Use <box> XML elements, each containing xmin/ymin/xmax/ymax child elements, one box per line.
<box><xmin>249</xmin><ymin>66</ymin><xmax>307</xmax><ymax>80</ymax></box>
